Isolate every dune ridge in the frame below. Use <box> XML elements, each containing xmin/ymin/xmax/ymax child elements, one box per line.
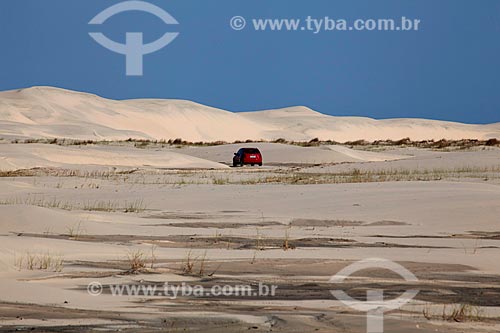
<box><xmin>0</xmin><ymin>86</ymin><xmax>498</xmax><ymax>142</ymax></box>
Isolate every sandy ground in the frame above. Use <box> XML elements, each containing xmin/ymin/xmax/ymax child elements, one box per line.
<box><xmin>0</xmin><ymin>143</ymin><xmax>499</xmax><ymax>332</ymax></box>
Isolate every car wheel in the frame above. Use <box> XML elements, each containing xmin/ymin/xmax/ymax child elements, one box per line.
<box><xmin>258</xmin><ymin>163</ymin><xmax>262</xmax><ymax>166</ymax></box>
<box><xmin>251</xmin><ymin>164</ymin><xmax>254</xmax><ymax>166</ymax></box>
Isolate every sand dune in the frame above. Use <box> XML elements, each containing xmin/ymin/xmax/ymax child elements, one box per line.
<box><xmin>0</xmin><ymin>144</ymin><xmax>228</xmax><ymax>171</ymax></box>
<box><xmin>0</xmin><ymin>142</ymin><xmax>407</xmax><ymax>171</ymax></box>
<box><xmin>240</xmin><ymin>107</ymin><xmax>500</xmax><ymax>142</ymax></box>
<box><xmin>0</xmin><ymin>86</ymin><xmax>498</xmax><ymax>142</ymax></box>
<box><xmin>0</xmin><ymin>87</ymin><xmax>271</xmax><ymax>142</ymax></box>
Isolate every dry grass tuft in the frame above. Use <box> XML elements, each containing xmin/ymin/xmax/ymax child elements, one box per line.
<box><xmin>180</xmin><ymin>250</ymin><xmax>217</xmax><ymax>277</ymax></box>
<box><xmin>282</xmin><ymin>227</ymin><xmax>295</xmax><ymax>251</ymax></box>
<box><xmin>444</xmin><ymin>303</ymin><xmax>485</xmax><ymax>322</ymax></box>
<box><xmin>0</xmin><ymin>195</ymin><xmax>147</xmax><ymax>213</ymax></box>
<box><xmin>15</xmin><ymin>251</ymin><xmax>64</xmax><ymax>272</ymax></box>
<box><xmin>126</xmin><ymin>250</ymin><xmax>148</xmax><ymax>274</ymax></box>
<box><xmin>66</xmin><ymin>221</ymin><xmax>85</xmax><ymax>240</ymax></box>
<box><xmin>423</xmin><ymin>303</ymin><xmax>485</xmax><ymax>322</ymax></box>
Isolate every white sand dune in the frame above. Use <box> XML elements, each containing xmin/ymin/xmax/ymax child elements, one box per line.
<box><xmin>240</xmin><ymin>107</ymin><xmax>500</xmax><ymax>142</ymax></box>
<box><xmin>0</xmin><ymin>144</ymin><xmax>228</xmax><ymax>171</ymax></box>
<box><xmin>0</xmin><ymin>87</ymin><xmax>271</xmax><ymax>142</ymax></box>
<box><xmin>0</xmin><ymin>86</ymin><xmax>498</xmax><ymax>142</ymax></box>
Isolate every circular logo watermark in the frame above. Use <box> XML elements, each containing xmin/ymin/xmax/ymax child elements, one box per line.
<box><xmin>329</xmin><ymin>258</ymin><xmax>419</xmax><ymax>333</ymax></box>
<box><xmin>230</xmin><ymin>16</ymin><xmax>246</xmax><ymax>30</ymax></box>
<box><xmin>88</xmin><ymin>1</ymin><xmax>180</xmax><ymax>76</ymax></box>
<box><xmin>87</xmin><ymin>281</ymin><xmax>103</xmax><ymax>296</ymax></box>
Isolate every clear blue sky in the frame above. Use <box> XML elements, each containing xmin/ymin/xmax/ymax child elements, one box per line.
<box><xmin>1</xmin><ymin>0</ymin><xmax>499</xmax><ymax>124</ymax></box>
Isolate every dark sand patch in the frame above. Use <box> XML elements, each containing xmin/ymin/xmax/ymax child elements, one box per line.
<box><xmin>291</xmin><ymin>219</ymin><xmax>409</xmax><ymax>227</ymax></box>
<box><xmin>68</xmin><ymin>258</ymin><xmax>477</xmax><ymax>280</ymax></box>
<box><xmin>146</xmin><ymin>221</ymin><xmax>282</xmax><ymax>229</ymax></box>
<box><xmin>371</xmin><ymin>231</ymin><xmax>500</xmax><ymax>241</ymax></box>
<box><xmin>0</xmin><ymin>302</ymin><xmax>268</xmax><ymax>333</ymax></box>
<box><xmin>67</xmin><ymin>259</ymin><xmax>499</xmax><ymax>307</ymax></box>
<box><xmin>0</xmin><ymin>301</ymin><xmax>483</xmax><ymax>333</ymax></box>
<box><xmin>17</xmin><ymin>233</ymin><xmax>448</xmax><ymax>250</ymax></box>
<box><xmin>15</xmin><ymin>258</ymin><xmax>499</xmax><ymax>332</ymax></box>
<box><xmin>143</xmin><ymin>212</ymin><xmax>220</xmax><ymax>220</ymax></box>
<box><xmin>465</xmin><ymin>231</ymin><xmax>500</xmax><ymax>240</ymax></box>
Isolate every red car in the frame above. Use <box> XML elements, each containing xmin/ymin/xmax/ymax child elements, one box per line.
<box><xmin>233</xmin><ymin>148</ymin><xmax>263</xmax><ymax>167</ymax></box>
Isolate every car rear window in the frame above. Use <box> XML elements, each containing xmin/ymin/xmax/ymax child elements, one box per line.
<box><xmin>243</xmin><ymin>148</ymin><xmax>260</xmax><ymax>154</ymax></box>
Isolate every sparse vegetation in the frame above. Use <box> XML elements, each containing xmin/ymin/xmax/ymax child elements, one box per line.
<box><xmin>423</xmin><ymin>303</ymin><xmax>485</xmax><ymax>322</ymax></box>
<box><xmin>150</xmin><ymin>244</ymin><xmax>157</xmax><ymax>269</ymax></box>
<box><xmin>212</xmin><ymin>177</ymin><xmax>229</xmax><ymax>185</ymax></box>
<box><xmin>42</xmin><ymin>226</ymin><xmax>53</xmax><ymax>237</ymax></box>
<box><xmin>0</xmin><ymin>196</ymin><xmax>74</xmax><ymax>210</ymax></box>
<box><xmin>250</xmin><ymin>250</ymin><xmax>257</xmax><ymax>264</ymax></box>
<box><xmin>123</xmin><ymin>246</ymin><xmax>159</xmax><ymax>274</ymax></box>
<box><xmin>1</xmin><ymin>164</ymin><xmax>499</xmax><ymax>189</ymax></box>
<box><xmin>66</xmin><ymin>221</ymin><xmax>85</xmax><ymax>240</ymax></box>
<box><xmin>15</xmin><ymin>251</ymin><xmax>64</xmax><ymax>272</ymax></box>
<box><xmin>123</xmin><ymin>199</ymin><xmax>147</xmax><ymax>213</ymax></box>
<box><xmin>180</xmin><ymin>250</ymin><xmax>216</xmax><ymax>277</ymax></box>
<box><xmin>282</xmin><ymin>227</ymin><xmax>295</xmax><ymax>251</ymax></box>
<box><xmin>126</xmin><ymin>250</ymin><xmax>148</xmax><ymax>274</ymax></box>
<box><xmin>82</xmin><ymin>200</ymin><xmax>118</xmax><ymax>212</ymax></box>
<box><xmin>181</xmin><ymin>250</ymin><xmax>196</xmax><ymax>275</ymax></box>
<box><xmin>0</xmin><ymin>195</ymin><xmax>147</xmax><ymax>213</ymax></box>
<box><xmin>10</xmin><ymin>137</ymin><xmax>499</xmax><ymax>149</ymax></box>
<box><xmin>255</xmin><ymin>228</ymin><xmax>265</xmax><ymax>251</ymax></box>
<box><xmin>445</xmin><ymin>303</ymin><xmax>484</xmax><ymax>322</ymax></box>
<box><xmin>213</xmin><ymin>229</ymin><xmax>222</xmax><ymax>244</ymax></box>
<box><xmin>198</xmin><ymin>251</ymin><xmax>207</xmax><ymax>276</ymax></box>
<box><xmin>228</xmin><ymin>166</ymin><xmax>500</xmax><ymax>185</ymax></box>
